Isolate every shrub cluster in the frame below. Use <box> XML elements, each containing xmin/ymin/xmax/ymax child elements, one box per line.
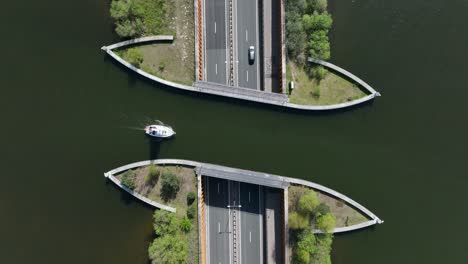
<box><xmin>289</xmin><ymin>188</ymin><xmax>336</xmax><ymax>264</ymax></box>
<box><xmin>110</xmin><ymin>0</ymin><xmax>168</xmax><ymax>38</ymax></box>
<box><xmin>149</xmin><ymin>210</ymin><xmax>188</xmax><ymax>263</ymax></box>
<box><xmin>121</xmin><ymin>48</ymin><xmax>144</xmax><ymax>67</ymax></box>
<box><xmin>160</xmin><ymin>172</ymin><xmax>181</xmax><ymax>201</ymax></box>
<box><xmin>286</xmin><ymin>0</ymin><xmax>333</xmax><ymax>66</ymax></box>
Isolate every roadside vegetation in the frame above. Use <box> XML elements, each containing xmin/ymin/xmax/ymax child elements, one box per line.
<box><xmin>116</xmin><ymin>164</ymin><xmax>198</xmax><ymax>263</ymax></box>
<box><xmin>289</xmin><ymin>186</ymin><xmax>335</xmax><ymax>264</ymax></box>
<box><xmin>110</xmin><ymin>0</ymin><xmax>171</xmax><ymax>38</ymax></box>
<box><xmin>286</xmin><ymin>0</ymin><xmax>366</xmax><ymax>105</ymax></box>
<box><xmin>287</xmin><ymin>61</ymin><xmax>367</xmax><ymax>105</ymax></box>
<box><xmin>109</xmin><ymin>0</ymin><xmax>195</xmax><ymax>85</ymax></box>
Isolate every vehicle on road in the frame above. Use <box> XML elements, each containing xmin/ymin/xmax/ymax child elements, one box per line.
<box><xmin>249</xmin><ymin>46</ymin><xmax>255</xmax><ymax>62</ymax></box>
<box><xmin>144</xmin><ymin>124</ymin><xmax>176</xmax><ymax>138</ymax></box>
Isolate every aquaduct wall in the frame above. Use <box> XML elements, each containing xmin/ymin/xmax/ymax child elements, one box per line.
<box><xmin>101</xmin><ymin>36</ymin><xmax>380</xmax><ymax>110</ymax></box>
<box><xmin>104</xmin><ymin>159</ymin><xmax>383</xmax><ymax>234</ymax></box>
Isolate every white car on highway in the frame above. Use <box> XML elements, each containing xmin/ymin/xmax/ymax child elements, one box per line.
<box><xmin>249</xmin><ymin>46</ymin><xmax>255</xmax><ymax>62</ymax></box>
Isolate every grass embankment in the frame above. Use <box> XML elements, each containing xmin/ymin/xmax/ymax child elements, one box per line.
<box><xmin>289</xmin><ymin>185</ymin><xmax>369</xmax><ymax>228</ymax></box>
<box><xmin>287</xmin><ymin>61</ymin><xmax>367</xmax><ymax>106</ymax></box>
<box><xmin>111</xmin><ymin>0</ymin><xmax>195</xmax><ymax>86</ymax></box>
<box><xmin>116</xmin><ymin>164</ymin><xmax>198</xmax><ymax>264</ymax></box>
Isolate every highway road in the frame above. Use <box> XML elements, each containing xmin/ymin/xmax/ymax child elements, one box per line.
<box><xmin>205</xmin><ymin>177</ymin><xmax>263</xmax><ymax>264</ymax></box>
<box><xmin>205</xmin><ymin>0</ymin><xmax>228</xmax><ymax>84</ymax></box>
<box><xmin>240</xmin><ymin>182</ymin><xmax>262</xmax><ymax>264</ymax></box>
<box><xmin>236</xmin><ymin>0</ymin><xmax>259</xmax><ymax>90</ymax></box>
<box><xmin>206</xmin><ymin>177</ymin><xmax>230</xmax><ymax>264</ymax></box>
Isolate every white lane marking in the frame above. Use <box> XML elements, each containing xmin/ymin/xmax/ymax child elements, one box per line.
<box><xmin>249</xmin><ymin>191</ymin><xmax>251</xmax><ymax>203</ymax></box>
<box><xmin>246</xmin><ymin>30</ymin><xmax>248</xmax><ymax>42</ymax></box>
<box><xmin>218</xmin><ymin>222</ymin><xmax>220</xmax><ymax>233</ymax></box>
<box><xmin>217</xmin><ymin>183</ymin><xmax>220</xmax><ymax>194</ymax></box>
<box><xmin>215</xmin><ymin>64</ymin><xmax>218</xmax><ymax>75</ymax></box>
<box><xmin>246</xmin><ymin>70</ymin><xmax>249</xmax><ymax>82</ymax></box>
<box><xmin>249</xmin><ymin>231</ymin><xmax>252</xmax><ymax>243</ymax></box>
<box><xmin>214</xmin><ymin>22</ymin><xmax>217</xmax><ymax>33</ymax></box>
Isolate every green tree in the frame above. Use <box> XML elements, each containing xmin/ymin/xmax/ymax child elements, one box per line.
<box><xmin>308</xmin><ymin>30</ymin><xmax>331</xmax><ymax>60</ymax></box>
<box><xmin>124</xmin><ymin>48</ymin><xmax>143</xmax><ymax>67</ymax></box>
<box><xmin>289</xmin><ymin>211</ymin><xmax>309</xmax><ymax>230</ymax></box>
<box><xmin>308</xmin><ymin>0</ymin><xmax>328</xmax><ymax>13</ymax></box>
<box><xmin>115</xmin><ymin>20</ymin><xmax>137</xmax><ymax>38</ymax></box>
<box><xmin>121</xmin><ymin>169</ymin><xmax>136</xmax><ymax>190</ymax></box>
<box><xmin>311</xmin><ymin>234</ymin><xmax>333</xmax><ymax>264</ymax></box>
<box><xmin>148</xmin><ymin>234</ymin><xmax>188</xmax><ymax>264</ymax></box>
<box><xmin>153</xmin><ymin>210</ymin><xmax>179</xmax><ymax>236</ymax></box>
<box><xmin>314</xmin><ymin>202</ymin><xmax>331</xmax><ymax>216</ymax></box>
<box><xmin>286</xmin><ymin>14</ymin><xmax>307</xmax><ymax>60</ymax></box>
<box><xmin>186</xmin><ymin>191</ymin><xmax>196</xmax><ymax>205</ymax></box>
<box><xmin>110</xmin><ymin>0</ymin><xmax>131</xmax><ymax>20</ymax></box>
<box><xmin>298</xmin><ymin>190</ymin><xmax>320</xmax><ymax>215</ymax></box>
<box><xmin>297</xmin><ymin>229</ymin><xmax>316</xmax><ymax>252</ymax></box>
<box><xmin>316</xmin><ymin>213</ymin><xmax>336</xmax><ymax>233</ymax></box>
<box><xmin>160</xmin><ymin>172</ymin><xmax>181</xmax><ymax>201</ymax></box>
<box><xmin>187</xmin><ymin>203</ymin><xmax>196</xmax><ymax>219</ymax></box>
<box><xmin>286</xmin><ymin>0</ymin><xmax>307</xmax><ymax>60</ymax></box>
<box><xmin>311</xmin><ymin>66</ymin><xmax>327</xmax><ymax>80</ymax></box>
<box><xmin>180</xmin><ymin>217</ymin><xmax>192</xmax><ymax>233</ymax></box>
<box><xmin>294</xmin><ymin>248</ymin><xmax>310</xmax><ymax>264</ymax></box>
<box><xmin>303</xmin><ymin>12</ymin><xmax>333</xmax><ymax>32</ymax></box>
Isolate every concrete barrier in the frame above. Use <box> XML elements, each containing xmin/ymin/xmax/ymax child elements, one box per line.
<box><xmin>308</xmin><ymin>57</ymin><xmax>381</xmax><ymax>96</ymax></box>
<box><xmin>101</xmin><ymin>36</ymin><xmax>380</xmax><ymax>111</ymax></box>
<box><xmin>105</xmin><ymin>159</ymin><xmax>383</xmax><ymax>233</ymax></box>
<box><xmin>102</xmin><ymin>35</ymin><xmax>173</xmax><ymax>50</ymax></box>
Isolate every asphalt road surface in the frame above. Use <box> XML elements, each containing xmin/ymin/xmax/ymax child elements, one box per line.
<box><xmin>236</xmin><ymin>0</ymin><xmax>259</xmax><ymax>89</ymax></box>
<box><xmin>207</xmin><ymin>177</ymin><xmax>230</xmax><ymax>264</ymax></box>
<box><xmin>205</xmin><ymin>177</ymin><xmax>263</xmax><ymax>264</ymax></box>
<box><xmin>240</xmin><ymin>182</ymin><xmax>262</xmax><ymax>264</ymax></box>
<box><xmin>205</xmin><ymin>0</ymin><xmax>228</xmax><ymax>84</ymax></box>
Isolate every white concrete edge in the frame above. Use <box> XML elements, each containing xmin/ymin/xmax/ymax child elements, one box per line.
<box><xmin>105</xmin><ymin>159</ymin><xmax>383</xmax><ymax>234</ymax></box>
<box><xmin>285</xmin><ymin>94</ymin><xmax>376</xmax><ymax>110</ymax></box>
<box><xmin>313</xmin><ymin>220</ymin><xmax>378</xmax><ymax>234</ymax></box>
<box><xmin>102</xmin><ymin>35</ymin><xmax>173</xmax><ymax>50</ymax></box>
<box><xmin>101</xmin><ymin>39</ymin><xmax>378</xmax><ymax>111</ymax></box>
<box><xmin>308</xmin><ymin>57</ymin><xmax>381</xmax><ymax>96</ymax></box>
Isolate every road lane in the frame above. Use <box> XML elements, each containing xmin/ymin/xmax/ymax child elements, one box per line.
<box><xmin>240</xmin><ymin>182</ymin><xmax>262</xmax><ymax>264</ymax></box>
<box><xmin>207</xmin><ymin>177</ymin><xmax>229</xmax><ymax>264</ymax></box>
<box><xmin>236</xmin><ymin>0</ymin><xmax>259</xmax><ymax>89</ymax></box>
<box><xmin>205</xmin><ymin>0</ymin><xmax>228</xmax><ymax>84</ymax></box>
<box><xmin>205</xmin><ymin>177</ymin><xmax>265</xmax><ymax>264</ymax></box>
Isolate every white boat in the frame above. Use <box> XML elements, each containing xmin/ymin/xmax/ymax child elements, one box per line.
<box><xmin>144</xmin><ymin>124</ymin><xmax>176</xmax><ymax>138</ymax></box>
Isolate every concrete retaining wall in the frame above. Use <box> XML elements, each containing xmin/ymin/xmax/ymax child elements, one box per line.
<box><xmin>101</xmin><ymin>36</ymin><xmax>380</xmax><ymax>111</ymax></box>
<box><xmin>105</xmin><ymin>159</ymin><xmax>383</xmax><ymax>233</ymax></box>
<box><xmin>104</xmin><ymin>170</ymin><xmax>177</xmax><ymax>213</ymax></box>
<box><xmin>308</xmin><ymin>57</ymin><xmax>381</xmax><ymax>96</ymax></box>
<box><xmin>102</xmin><ymin>36</ymin><xmax>173</xmax><ymax>50</ymax></box>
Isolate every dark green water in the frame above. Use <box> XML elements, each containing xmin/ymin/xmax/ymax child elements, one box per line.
<box><xmin>1</xmin><ymin>0</ymin><xmax>467</xmax><ymax>263</ymax></box>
